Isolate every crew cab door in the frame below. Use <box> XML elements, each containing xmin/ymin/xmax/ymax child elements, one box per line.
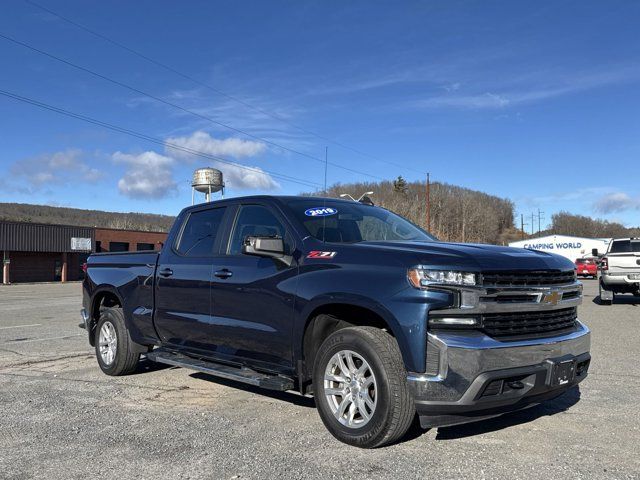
<box><xmin>153</xmin><ymin>205</ymin><xmax>229</xmax><ymax>350</ymax></box>
<box><xmin>209</xmin><ymin>203</ymin><xmax>298</xmax><ymax>371</ymax></box>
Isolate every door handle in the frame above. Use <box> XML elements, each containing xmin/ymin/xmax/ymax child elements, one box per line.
<box><xmin>214</xmin><ymin>269</ymin><xmax>233</xmax><ymax>279</ymax></box>
<box><xmin>158</xmin><ymin>268</ymin><xmax>173</xmax><ymax>277</ymax></box>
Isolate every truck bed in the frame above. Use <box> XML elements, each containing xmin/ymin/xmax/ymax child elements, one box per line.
<box><xmin>87</xmin><ymin>250</ymin><xmax>160</xmax><ymax>267</ymax></box>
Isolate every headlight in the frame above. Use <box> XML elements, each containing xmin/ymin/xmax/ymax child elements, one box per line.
<box><xmin>408</xmin><ymin>268</ymin><xmax>478</xmax><ymax>288</ymax></box>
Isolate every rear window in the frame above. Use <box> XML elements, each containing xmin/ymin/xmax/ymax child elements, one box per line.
<box><xmin>576</xmin><ymin>259</ymin><xmax>586</xmax><ymax>264</ymax></box>
<box><xmin>177</xmin><ymin>207</ymin><xmax>226</xmax><ymax>256</ymax></box>
<box><xmin>609</xmin><ymin>240</ymin><xmax>640</xmax><ymax>253</ymax></box>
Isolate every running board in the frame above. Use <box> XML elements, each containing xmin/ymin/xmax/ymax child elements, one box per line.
<box><xmin>146</xmin><ymin>348</ymin><xmax>294</xmax><ymax>391</ymax></box>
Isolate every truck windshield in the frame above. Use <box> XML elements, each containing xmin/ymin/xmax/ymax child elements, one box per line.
<box><xmin>286</xmin><ymin>199</ymin><xmax>436</xmax><ymax>243</ymax></box>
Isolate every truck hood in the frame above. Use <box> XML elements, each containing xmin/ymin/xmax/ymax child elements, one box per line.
<box><xmin>353</xmin><ymin>240</ymin><xmax>575</xmax><ymax>271</ymax></box>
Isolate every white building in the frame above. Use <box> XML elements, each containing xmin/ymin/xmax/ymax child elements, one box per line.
<box><xmin>509</xmin><ymin>235</ymin><xmax>611</xmax><ymax>261</ymax></box>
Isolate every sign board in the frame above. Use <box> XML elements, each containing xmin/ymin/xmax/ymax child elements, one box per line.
<box><xmin>3</xmin><ymin>259</ymin><xmax>9</xmax><ymax>265</ymax></box>
<box><xmin>509</xmin><ymin>235</ymin><xmax>611</xmax><ymax>261</ymax></box>
<box><xmin>71</xmin><ymin>237</ymin><xmax>92</xmax><ymax>251</ymax></box>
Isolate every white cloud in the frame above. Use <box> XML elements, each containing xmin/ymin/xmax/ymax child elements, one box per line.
<box><xmin>417</xmin><ymin>92</ymin><xmax>511</xmax><ymax>109</ymax></box>
<box><xmin>163</xmin><ymin>131</ymin><xmax>279</xmax><ymax>191</ymax></box>
<box><xmin>113</xmin><ymin>151</ymin><xmax>177</xmax><ymax>199</ymax></box>
<box><xmin>442</xmin><ymin>82</ymin><xmax>461</xmax><ymax>92</ymax></box>
<box><xmin>593</xmin><ymin>192</ymin><xmax>640</xmax><ymax>214</ymax></box>
<box><xmin>412</xmin><ymin>64</ymin><xmax>640</xmax><ymax>111</ymax></box>
<box><xmin>165</xmin><ymin>130</ymin><xmax>267</xmax><ymax>159</ymax></box>
<box><xmin>10</xmin><ymin>149</ymin><xmax>103</xmax><ymax>187</ymax></box>
<box><xmin>521</xmin><ymin>187</ymin><xmax>614</xmax><ymax>205</ymax></box>
<box><xmin>218</xmin><ymin>164</ymin><xmax>280</xmax><ymax>191</ymax></box>
<box><xmin>112</xmin><ymin>132</ymin><xmax>279</xmax><ymax>199</ymax></box>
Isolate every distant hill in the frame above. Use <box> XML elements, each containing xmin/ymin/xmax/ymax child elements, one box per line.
<box><xmin>0</xmin><ymin>203</ymin><xmax>175</xmax><ymax>232</ymax></box>
<box><xmin>542</xmin><ymin>211</ymin><xmax>639</xmax><ymax>239</ymax></box>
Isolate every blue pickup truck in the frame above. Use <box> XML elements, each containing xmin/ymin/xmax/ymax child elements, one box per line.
<box><xmin>81</xmin><ymin>195</ymin><xmax>590</xmax><ymax>448</ymax></box>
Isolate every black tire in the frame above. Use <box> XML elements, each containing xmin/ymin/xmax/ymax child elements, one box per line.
<box><xmin>94</xmin><ymin>307</ymin><xmax>142</xmax><ymax>376</ymax></box>
<box><xmin>599</xmin><ymin>281</ymin><xmax>612</xmax><ymax>305</ymax></box>
<box><xmin>313</xmin><ymin>326</ymin><xmax>415</xmax><ymax>448</ymax></box>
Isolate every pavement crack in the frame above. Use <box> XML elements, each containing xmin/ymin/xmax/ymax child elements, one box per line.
<box><xmin>0</xmin><ymin>347</ymin><xmax>26</xmax><ymax>357</ymax></box>
<box><xmin>0</xmin><ymin>352</ymin><xmax>92</xmax><ymax>368</ymax></box>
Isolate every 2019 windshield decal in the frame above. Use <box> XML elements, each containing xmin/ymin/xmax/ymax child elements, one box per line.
<box><xmin>304</xmin><ymin>207</ymin><xmax>338</xmax><ymax>217</ymax></box>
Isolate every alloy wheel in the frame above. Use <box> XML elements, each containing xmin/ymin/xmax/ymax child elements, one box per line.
<box><xmin>323</xmin><ymin>350</ymin><xmax>377</xmax><ymax>428</ymax></box>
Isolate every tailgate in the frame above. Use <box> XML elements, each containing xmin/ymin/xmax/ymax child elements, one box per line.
<box><xmin>607</xmin><ymin>239</ymin><xmax>640</xmax><ymax>272</ymax></box>
<box><xmin>607</xmin><ymin>253</ymin><xmax>640</xmax><ymax>271</ymax></box>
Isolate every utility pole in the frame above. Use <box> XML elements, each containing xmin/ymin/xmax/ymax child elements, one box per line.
<box><xmin>520</xmin><ymin>214</ymin><xmax>528</xmax><ymax>239</ymax></box>
<box><xmin>531</xmin><ymin>212</ymin><xmax>535</xmax><ymax>236</ymax></box>
<box><xmin>537</xmin><ymin>209</ymin><xmax>545</xmax><ymax>234</ymax></box>
<box><xmin>425</xmin><ymin>173</ymin><xmax>431</xmax><ymax>231</ymax></box>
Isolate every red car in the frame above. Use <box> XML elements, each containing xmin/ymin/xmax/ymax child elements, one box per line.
<box><xmin>575</xmin><ymin>257</ymin><xmax>598</xmax><ymax>278</ymax></box>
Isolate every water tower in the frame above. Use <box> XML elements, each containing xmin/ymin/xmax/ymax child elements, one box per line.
<box><xmin>191</xmin><ymin>168</ymin><xmax>224</xmax><ymax>204</ymax></box>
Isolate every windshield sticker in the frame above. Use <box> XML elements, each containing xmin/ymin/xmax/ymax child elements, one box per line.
<box><xmin>305</xmin><ymin>207</ymin><xmax>338</xmax><ymax>217</ymax></box>
<box><xmin>307</xmin><ymin>251</ymin><xmax>337</xmax><ymax>259</ymax></box>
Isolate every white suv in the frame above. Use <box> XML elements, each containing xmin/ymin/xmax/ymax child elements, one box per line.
<box><xmin>595</xmin><ymin>238</ymin><xmax>640</xmax><ymax>304</ymax></box>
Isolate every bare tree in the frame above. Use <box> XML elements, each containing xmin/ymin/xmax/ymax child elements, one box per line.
<box><xmin>311</xmin><ymin>179</ymin><xmax>516</xmax><ymax>244</ymax></box>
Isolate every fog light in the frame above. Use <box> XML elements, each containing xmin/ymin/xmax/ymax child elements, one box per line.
<box><xmin>430</xmin><ymin>316</ymin><xmax>480</xmax><ymax>327</ymax></box>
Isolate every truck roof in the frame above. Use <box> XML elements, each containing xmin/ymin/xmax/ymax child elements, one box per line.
<box><xmin>180</xmin><ymin>195</ymin><xmax>362</xmax><ymax>214</ymax></box>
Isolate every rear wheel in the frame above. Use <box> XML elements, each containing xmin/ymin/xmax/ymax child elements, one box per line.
<box><xmin>95</xmin><ymin>307</ymin><xmax>142</xmax><ymax>376</ymax></box>
<box><xmin>313</xmin><ymin>326</ymin><xmax>415</xmax><ymax>448</ymax></box>
<box><xmin>599</xmin><ymin>281</ymin><xmax>612</xmax><ymax>305</ymax></box>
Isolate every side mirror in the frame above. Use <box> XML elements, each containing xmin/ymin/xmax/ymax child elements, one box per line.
<box><xmin>242</xmin><ymin>236</ymin><xmax>292</xmax><ymax>266</ymax></box>
<box><xmin>591</xmin><ymin>248</ymin><xmax>599</xmax><ymax>257</ymax></box>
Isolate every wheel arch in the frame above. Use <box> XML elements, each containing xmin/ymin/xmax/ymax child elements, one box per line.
<box><xmin>88</xmin><ymin>286</ymin><xmax>124</xmax><ymax>346</ymax></box>
<box><xmin>298</xmin><ymin>297</ymin><xmax>408</xmax><ymax>391</ymax></box>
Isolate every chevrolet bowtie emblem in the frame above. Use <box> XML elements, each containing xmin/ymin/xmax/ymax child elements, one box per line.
<box><xmin>541</xmin><ymin>290</ymin><xmax>562</xmax><ymax>305</ymax></box>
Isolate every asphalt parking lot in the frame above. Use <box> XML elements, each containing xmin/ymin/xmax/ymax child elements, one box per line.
<box><xmin>1</xmin><ymin>281</ymin><xmax>639</xmax><ymax>480</ymax></box>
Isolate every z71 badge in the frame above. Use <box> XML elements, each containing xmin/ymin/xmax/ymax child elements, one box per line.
<box><xmin>307</xmin><ymin>251</ymin><xmax>337</xmax><ymax>259</ymax></box>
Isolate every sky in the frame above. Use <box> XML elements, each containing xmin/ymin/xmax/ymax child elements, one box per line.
<box><xmin>0</xmin><ymin>0</ymin><xmax>639</xmax><ymax>229</ymax></box>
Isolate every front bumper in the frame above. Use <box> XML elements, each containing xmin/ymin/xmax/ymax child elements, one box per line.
<box><xmin>408</xmin><ymin>322</ymin><xmax>591</xmax><ymax>428</ymax></box>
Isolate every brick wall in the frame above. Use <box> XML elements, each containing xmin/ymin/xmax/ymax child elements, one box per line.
<box><xmin>8</xmin><ymin>252</ymin><xmax>86</xmax><ymax>283</ymax></box>
<box><xmin>94</xmin><ymin>229</ymin><xmax>168</xmax><ymax>253</ymax></box>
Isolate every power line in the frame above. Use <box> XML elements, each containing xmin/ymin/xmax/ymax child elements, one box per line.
<box><xmin>0</xmin><ymin>89</ymin><xmax>322</xmax><ymax>189</ymax></box>
<box><xmin>0</xmin><ymin>31</ymin><xmax>387</xmax><ymax>184</ymax></box>
<box><xmin>23</xmin><ymin>0</ymin><xmax>427</xmax><ymax>176</ymax></box>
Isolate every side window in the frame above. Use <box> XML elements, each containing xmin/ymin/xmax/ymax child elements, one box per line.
<box><xmin>177</xmin><ymin>207</ymin><xmax>226</xmax><ymax>257</ymax></box>
<box><xmin>229</xmin><ymin>205</ymin><xmax>287</xmax><ymax>255</ymax></box>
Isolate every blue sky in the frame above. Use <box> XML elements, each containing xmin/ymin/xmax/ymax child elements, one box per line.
<box><xmin>1</xmin><ymin>0</ymin><xmax>639</xmax><ymax>228</ymax></box>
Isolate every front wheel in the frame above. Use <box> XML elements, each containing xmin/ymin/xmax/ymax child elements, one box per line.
<box><xmin>313</xmin><ymin>326</ymin><xmax>415</xmax><ymax>448</ymax></box>
<box><xmin>95</xmin><ymin>307</ymin><xmax>142</xmax><ymax>376</ymax></box>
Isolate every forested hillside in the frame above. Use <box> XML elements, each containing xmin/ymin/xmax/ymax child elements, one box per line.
<box><xmin>0</xmin><ymin>203</ymin><xmax>174</xmax><ymax>232</ymax></box>
<box><xmin>6</xmin><ymin>187</ymin><xmax>631</xmax><ymax>243</ymax></box>
<box><xmin>545</xmin><ymin>212</ymin><xmax>639</xmax><ymax>238</ymax></box>
<box><xmin>311</xmin><ymin>178</ymin><xmax>516</xmax><ymax>244</ymax></box>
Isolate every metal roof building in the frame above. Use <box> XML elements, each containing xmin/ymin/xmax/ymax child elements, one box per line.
<box><xmin>1</xmin><ymin>221</ymin><xmax>166</xmax><ymax>284</ymax></box>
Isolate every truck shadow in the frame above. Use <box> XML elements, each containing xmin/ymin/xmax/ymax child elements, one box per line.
<box><xmin>189</xmin><ymin>371</ymin><xmax>316</xmax><ymax>408</ymax></box>
<box><xmin>131</xmin><ymin>357</ymin><xmax>175</xmax><ymax>375</ymax></box>
<box><xmin>592</xmin><ymin>295</ymin><xmax>639</xmax><ymax>306</ymax></box>
<box><xmin>432</xmin><ymin>386</ymin><xmax>581</xmax><ymax>440</ymax></box>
